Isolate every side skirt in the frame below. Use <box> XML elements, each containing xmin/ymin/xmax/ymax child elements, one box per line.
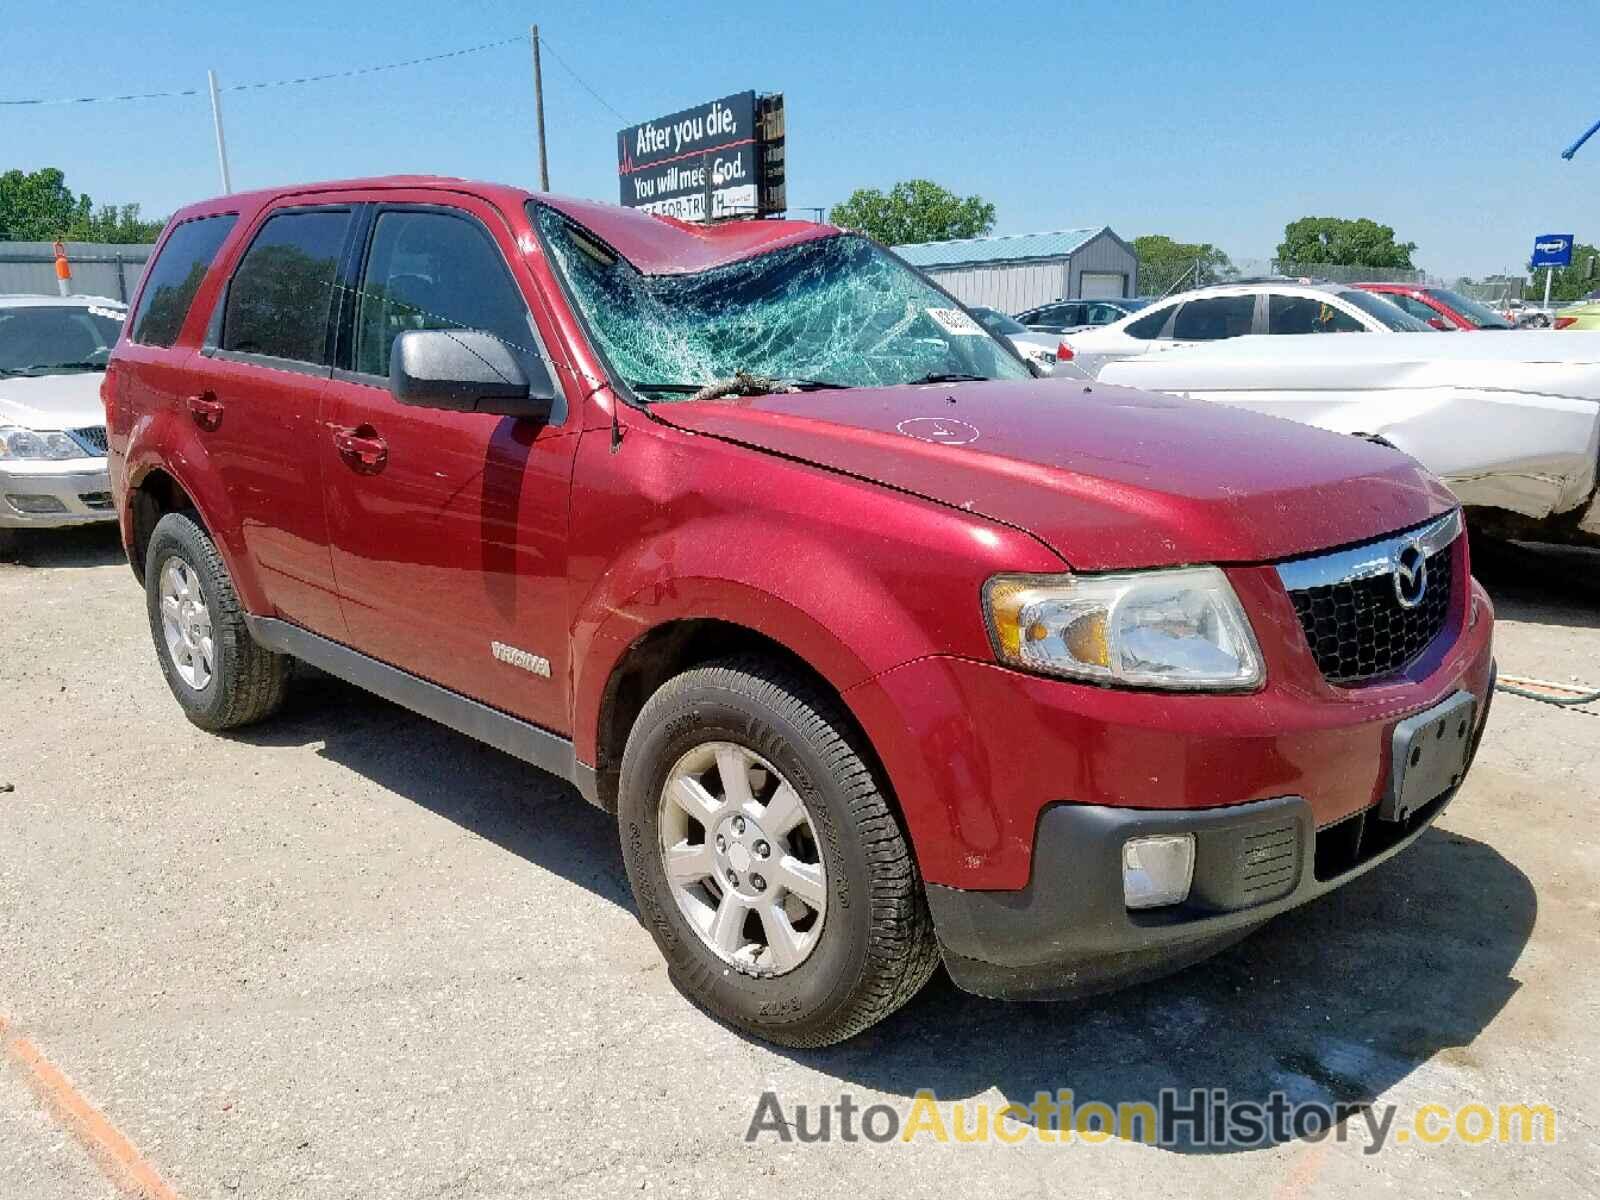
<box><xmin>244</xmin><ymin>615</ymin><xmax>604</xmax><ymax>807</ymax></box>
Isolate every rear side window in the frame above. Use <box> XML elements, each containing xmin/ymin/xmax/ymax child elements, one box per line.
<box><xmin>129</xmin><ymin>215</ymin><xmax>237</xmax><ymax>347</ymax></box>
<box><xmin>222</xmin><ymin>209</ymin><xmax>352</xmax><ymax>365</ymax></box>
<box><xmin>1124</xmin><ymin>307</ymin><xmax>1172</xmax><ymax>339</ymax></box>
<box><xmin>1172</xmin><ymin>295</ymin><xmax>1256</xmax><ymax>340</ymax></box>
<box><xmin>352</xmin><ymin>209</ymin><xmax>537</xmax><ymax>379</ymax></box>
<box><xmin>1268</xmin><ymin>294</ymin><xmax>1364</xmax><ymax>334</ymax></box>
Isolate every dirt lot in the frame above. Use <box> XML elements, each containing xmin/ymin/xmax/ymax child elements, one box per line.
<box><xmin>1</xmin><ymin>526</ymin><xmax>1596</xmax><ymax>1199</ymax></box>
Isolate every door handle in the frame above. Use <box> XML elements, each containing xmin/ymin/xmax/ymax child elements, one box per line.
<box><xmin>187</xmin><ymin>392</ymin><xmax>224</xmax><ymax>431</ymax></box>
<box><xmin>333</xmin><ymin>425</ymin><xmax>388</xmax><ymax>472</ymax></box>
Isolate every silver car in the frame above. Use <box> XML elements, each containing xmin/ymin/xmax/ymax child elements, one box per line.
<box><xmin>0</xmin><ymin>295</ymin><xmax>124</xmax><ymax>556</ymax></box>
<box><xmin>968</xmin><ymin>306</ymin><xmax>1059</xmax><ymax>373</ymax></box>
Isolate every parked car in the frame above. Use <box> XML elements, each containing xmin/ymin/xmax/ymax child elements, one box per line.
<box><xmin>0</xmin><ymin>294</ymin><xmax>124</xmax><ymax>556</ymax></box>
<box><xmin>1015</xmin><ymin>297</ymin><xmax>1149</xmax><ymax>334</ymax></box>
<box><xmin>1098</xmin><ymin>331</ymin><xmax>1600</xmax><ymax>546</ymax></box>
<box><xmin>968</xmin><ymin>305</ymin><xmax>1058</xmax><ymax>372</ymax></box>
<box><xmin>1353</xmin><ymin>283</ymin><xmax>1515</xmax><ymax>331</ymax></box>
<box><xmin>107</xmin><ymin>177</ymin><xmax>1495</xmax><ymax>1046</ymax></box>
<box><xmin>1057</xmin><ymin>279</ymin><xmax>1432</xmax><ymax>376</ymax></box>
<box><xmin>1554</xmin><ymin>301</ymin><xmax>1600</xmax><ymax>330</ymax></box>
<box><xmin>1499</xmin><ymin>298</ymin><xmax>1555</xmax><ymax>328</ymax></box>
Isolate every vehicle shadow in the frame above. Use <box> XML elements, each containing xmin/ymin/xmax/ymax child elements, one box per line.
<box><xmin>1473</xmin><ymin>536</ymin><xmax>1600</xmax><ymax>629</ymax></box>
<box><xmin>237</xmin><ymin>670</ymin><xmax>1535</xmax><ymax>1154</ymax></box>
<box><xmin>0</xmin><ymin>524</ymin><xmax>126</xmax><ymax>570</ymax></box>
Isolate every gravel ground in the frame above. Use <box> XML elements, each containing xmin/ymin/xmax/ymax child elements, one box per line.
<box><xmin>1</xmin><ymin>525</ymin><xmax>1596</xmax><ymax>1199</ymax></box>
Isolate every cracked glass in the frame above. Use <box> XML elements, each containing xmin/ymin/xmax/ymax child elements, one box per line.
<box><xmin>533</xmin><ymin>205</ymin><xmax>1031</xmax><ymax>396</ymax></box>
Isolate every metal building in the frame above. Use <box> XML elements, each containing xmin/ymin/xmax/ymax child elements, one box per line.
<box><xmin>892</xmin><ymin>228</ymin><xmax>1139</xmax><ymax>313</ymax></box>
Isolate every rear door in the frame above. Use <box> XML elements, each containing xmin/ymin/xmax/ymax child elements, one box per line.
<box><xmin>191</xmin><ymin>203</ymin><xmax>356</xmax><ymax>634</ymax></box>
<box><xmin>319</xmin><ymin>196</ymin><xmax>580</xmax><ymax>733</ymax></box>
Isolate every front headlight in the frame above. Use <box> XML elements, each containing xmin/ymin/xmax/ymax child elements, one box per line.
<box><xmin>983</xmin><ymin>566</ymin><xmax>1264</xmax><ymax>689</ymax></box>
<box><xmin>0</xmin><ymin>426</ymin><xmax>84</xmax><ymax>461</ymax></box>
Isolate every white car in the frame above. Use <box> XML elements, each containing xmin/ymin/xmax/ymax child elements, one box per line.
<box><xmin>1097</xmin><ymin>330</ymin><xmax>1600</xmax><ymax>545</ymax></box>
<box><xmin>968</xmin><ymin>306</ymin><xmax>1059</xmax><ymax>373</ymax></box>
<box><xmin>0</xmin><ymin>295</ymin><xmax>125</xmax><ymax>556</ymax></box>
<box><xmin>1057</xmin><ymin>279</ymin><xmax>1432</xmax><ymax>377</ymax></box>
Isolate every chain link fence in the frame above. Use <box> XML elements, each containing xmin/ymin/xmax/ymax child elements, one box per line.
<box><xmin>1135</xmin><ymin>255</ymin><xmax>1534</xmax><ymax>304</ymax></box>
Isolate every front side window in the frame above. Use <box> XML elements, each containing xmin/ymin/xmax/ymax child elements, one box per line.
<box><xmin>1171</xmin><ymin>295</ymin><xmax>1256</xmax><ymax>340</ymax></box>
<box><xmin>353</xmin><ymin>210</ymin><xmax>540</xmax><ymax>379</ymax></box>
<box><xmin>130</xmin><ymin>215</ymin><xmax>237</xmax><ymax>348</ymax></box>
<box><xmin>534</xmin><ymin>205</ymin><xmax>1030</xmax><ymax>395</ymax></box>
<box><xmin>971</xmin><ymin>306</ymin><xmax>1027</xmax><ymax>337</ymax></box>
<box><xmin>0</xmin><ymin>304</ymin><xmax>124</xmax><ymax>376</ymax></box>
<box><xmin>222</xmin><ymin>209</ymin><xmax>351</xmax><ymax>364</ymax></box>
<box><xmin>1267</xmin><ymin>294</ymin><xmax>1365</xmax><ymax>334</ymax></box>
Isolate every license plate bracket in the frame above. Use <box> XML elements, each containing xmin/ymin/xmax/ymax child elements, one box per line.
<box><xmin>1383</xmin><ymin>690</ymin><xmax>1476</xmax><ymax>823</ymax></box>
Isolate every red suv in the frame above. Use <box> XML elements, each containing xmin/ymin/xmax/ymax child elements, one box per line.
<box><xmin>105</xmin><ymin>178</ymin><xmax>1496</xmax><ymax>1045</ymax></box>
<box><xmin>1354</xmin><ymin>282</ymin><xmax>1516</xmax><ymax>330</ymax></box>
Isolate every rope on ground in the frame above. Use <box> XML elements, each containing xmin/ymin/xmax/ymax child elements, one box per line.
<box><xmin>1495</xmin><ymin>674</ymin><xmax>1600</xmax><ymax>707</ymax></box>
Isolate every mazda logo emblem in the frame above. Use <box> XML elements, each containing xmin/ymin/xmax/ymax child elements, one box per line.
<box><xmin>1393</xmin><ymin>541</ymin><xmax>1428</xmax><ymax>609</ymax></box>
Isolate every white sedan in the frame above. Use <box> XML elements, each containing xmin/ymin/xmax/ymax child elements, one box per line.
<box><xmin>1097</xmin><ymin>330</ymin><xmax>1600</xmax><ymax>545</ymax></box>
<box><xmin>1057</xmin><ymin>279</ymin><xmax>1432</xmax><ymax>378</ymax></box>
<box><xmin>0</xmin><ymin>295</ymin><xmax>125</xmax><ymax>556</ymax></box>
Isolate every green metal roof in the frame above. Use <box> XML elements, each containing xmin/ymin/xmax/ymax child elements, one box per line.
<box><xmin>892</xmin><ymin>228</ymin><xmax>1106</xmax><ymax>267</ymax></box>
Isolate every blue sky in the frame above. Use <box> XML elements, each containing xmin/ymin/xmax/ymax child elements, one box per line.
<box><xmin>4</xmin><ymin>0</ymin><xmax>1595</xmax><ymax>278</ymax></box>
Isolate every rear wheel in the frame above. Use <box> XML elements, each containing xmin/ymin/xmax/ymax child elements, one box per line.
<box><xmin>618</xmin><ymin>657</ymin><xmax>939</xmax><ymax>1046</ymax></box>
<box><xmin>0</xmin><ymin>528</ymin><xmax>18</xmax><ymax>561</ymax></box>
<box><xmin>144</xmin><ymin>512</ymin><xmax>290</xmax><ymax>730</ymax></box>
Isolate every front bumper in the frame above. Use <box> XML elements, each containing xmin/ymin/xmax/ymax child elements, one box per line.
<box><xmin>927</xmin><ymin>666</ymin><xmax>1494</xmax><ymax>1000</ymax></box>
<box><xmin>0</xmin><ymin>460</ymin><xmax>115</xmax><ymax>528</ymax></box>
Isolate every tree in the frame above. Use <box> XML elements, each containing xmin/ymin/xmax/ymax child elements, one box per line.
<box><xmin>0</xmin><ymin>167</ymin><xmax>165</xmax><ymax>243</ymax></box>
<box><xmin>1276</xmin><ymin>217</ymin><xmax>1417</xmax><ymax>270</ymax></box>
<box><xmin>1133</xmin><ymin>234</ymin><xmax>1236</xmax><ymax>295</ymax></box>
<box><xmin>828</xmin><ymin>179</ymin><xmax>995</xmax><ymax>246</ymax></box>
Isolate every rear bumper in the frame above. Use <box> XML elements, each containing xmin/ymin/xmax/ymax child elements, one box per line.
<box><xmin>0</xmin><ymin>461</ymin><xmax>115</xmax><ymax>528</ymax></box>
<box><xmin>929</xmin><ymin>668</ymin><xmax>1495</xmax><ymax>1000</ymax></box>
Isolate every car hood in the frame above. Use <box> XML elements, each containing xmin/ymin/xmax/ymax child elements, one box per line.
<box><xmin>648</xmin><ymin>379</ymin><xmax>1456</xmax><ymax>569</ymax></box>
<box><xmin>0</xmin><ymin>371</ymin><xmax>107</xmax><ymax>431</ymax></box>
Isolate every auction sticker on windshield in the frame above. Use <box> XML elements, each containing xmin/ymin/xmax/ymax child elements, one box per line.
<box><xmin>925</xmin><ymin>308</ymin><xmax>985</xmax><ymax>337</ymax></box>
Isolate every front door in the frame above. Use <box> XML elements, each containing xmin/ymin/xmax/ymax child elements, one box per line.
<box><xmin>319</xmin><ymin>201</ymin><xmax>579</xmax><ymax>734</ymax></box>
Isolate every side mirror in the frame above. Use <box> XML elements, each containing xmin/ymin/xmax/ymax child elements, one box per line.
<box><xmin>389</xmin><ymin>329</ymin><xmax>557</xmax><ymax>421</ymax></box>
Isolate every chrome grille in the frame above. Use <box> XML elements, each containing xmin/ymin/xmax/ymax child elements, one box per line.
<box><xmin>1277</xmin><ymin>511</ymin><xmax>1460</xmax><ymax>686</ymax></box>
<box><xmin>69</xmin><ymin>425</ymin><xmax>108</xmax><ymax>455</ymax></box>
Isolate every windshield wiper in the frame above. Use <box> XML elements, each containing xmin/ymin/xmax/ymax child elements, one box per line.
<box><xmin>626</xmin><ymin>372</ymin><xmax>852</xmax><ymax>402</ymax></box>
<box><xmin>907</xmin><ymin>372</ymin><xmax>989</xmax><ymax>385</ymax></box>
<box><xmin>11</xmin><ymin>361</ymin><xmax>108</xmax><ymax>374</ymax></box>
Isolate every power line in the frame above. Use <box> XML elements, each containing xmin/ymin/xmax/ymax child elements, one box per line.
<box><xmin>0</xmin><ymin>34</ymin><xmax>528</xmax><ymax>106</ymax></box>
<box><xmin>536</xmin><ymin>35</ymin><xmax>628</xmax><ymax>124</ymax></box>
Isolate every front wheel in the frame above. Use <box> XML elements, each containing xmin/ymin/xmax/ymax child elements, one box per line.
<box><xmin>618</xmin><ymin>658</ymin><xmax>939</xmax><ymax>1047</ymax></box>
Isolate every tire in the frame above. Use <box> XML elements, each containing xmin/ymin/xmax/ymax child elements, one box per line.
<box><xmin>0</xmin><ymin>527</ymin><xmax>18</xmax><ymax>561</ymax></box>
<box><xmin>144</xmin><ymin>511</ymin><xmax>290</xmax><ymax>731</ymax></box>
<box><xmin>618</xmin><ymin>657</ymin><xmax>939</xmax><ymax>1047</ymax></box>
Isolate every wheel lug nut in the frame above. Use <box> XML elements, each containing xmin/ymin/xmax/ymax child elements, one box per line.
<box><xmin>733</xmin><ymin>816</ymin><xmax>746</xmax><ymax>834</ymax></box>
<box><xmin>750</xmin><ymin>874</ymin><xmax>766</xmax><ymax>892</ymax></box>
<box><xmin>754</xmin><ymin>840</ymin><xmax>770</xmax><ymax>858</ymax></box>
<box><xmin>715</xmin><ymin>835</ymin><xmax>726</xmax><ymax>852</ymax></box>
<box><xmin>726</xmin><ymin>869</ymin><xmax>739</xmax><ymax>886</ymax></box>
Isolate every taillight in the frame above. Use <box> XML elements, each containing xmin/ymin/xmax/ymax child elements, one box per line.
<box><xmin>1056</xmin><ymin>340</ymin><xmax>1074</xmax><ymax>361</ymax></box>
<box><xmin>1555</xmin><ymin>316</ymin><xmax>1577</xmax><ymax>329</ymax></box>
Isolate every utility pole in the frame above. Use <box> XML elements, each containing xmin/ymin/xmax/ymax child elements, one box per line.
<box><xmin>207</xmin><ymin>69</ymin><xmax>233</xmax><ymax>194</ymax></box>
<box><xmin>531</xmin><ymin>25</ymin><xmax>549</xmax><ymax>191</ymax></box>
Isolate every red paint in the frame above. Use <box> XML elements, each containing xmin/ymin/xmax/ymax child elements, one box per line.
<box><xmin>1354</xmin><ymin>282</ymin><xmax>1508</xmax><ymax>331</ymax></box>
<box><xmin>108</xmin><ymin>177</ymin><xmax>1497</xmax><ymax>892</ymax></box>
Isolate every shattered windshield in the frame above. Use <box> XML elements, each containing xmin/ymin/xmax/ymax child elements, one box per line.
<box><xmin>533</xmin><ymin>205</ymin><xmax>1031</xmax><ymax>396</ymax></box>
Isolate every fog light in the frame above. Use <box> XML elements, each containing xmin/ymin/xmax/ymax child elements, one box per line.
<box><xmin>1122</xmin><ymin>834</ymin><xmax>1195</xmax><ymax>909</ymax></box>
<box><xmin>5</xmin><ymin>494</ymin><xmax>68</xmax><ymax>515</ymax></box>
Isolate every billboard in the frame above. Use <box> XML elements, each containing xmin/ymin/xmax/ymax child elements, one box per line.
<box><xmin>618</xmin><ymin>92</ymin><xmax>785</xmax><ymax>222</ymax></box>
<box><xmin>1531</xmin><ymin>234</ymin><xmax>1574</xmax><ymax>269</ymax></box>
